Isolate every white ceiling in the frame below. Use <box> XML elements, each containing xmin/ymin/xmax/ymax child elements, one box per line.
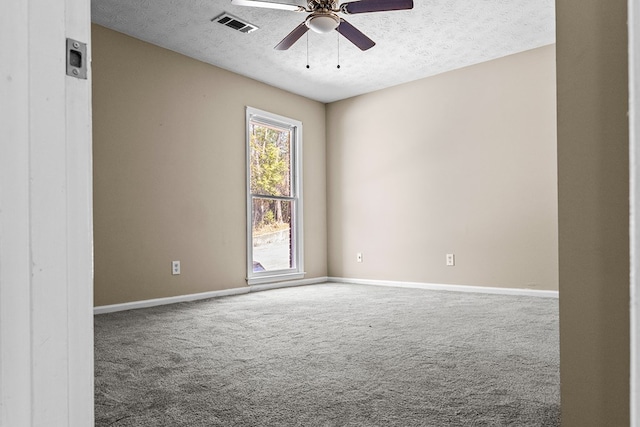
<box><xmin>91</xmin><ymin>0</ymin><xmax>556</xmax><ymax>103</ymax></box>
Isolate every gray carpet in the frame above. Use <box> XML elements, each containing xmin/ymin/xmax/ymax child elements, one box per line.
<box><xmin>94</xmin><ymin>283</ymin><xmax>560</xmax><ymax>426</ymax></box>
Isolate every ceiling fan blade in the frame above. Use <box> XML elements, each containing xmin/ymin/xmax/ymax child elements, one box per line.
<box><xmin>336</xmin><ymin>18</ymin><xmax>375</xmax><ymax>51</ymax></box>
<box><xmin>340</xmin><ymin>0</ymin><xmax>413</xmax><ymax>14</ymax></box>
<box><xmin>274</xmin><ymin>22</ymin><xmax>310</xmax><ymax>50</ymax></box>
<box><xmin>231</xmin><ymin>0</ymin><xmax>303</xmax><ymax>12</ymax></box>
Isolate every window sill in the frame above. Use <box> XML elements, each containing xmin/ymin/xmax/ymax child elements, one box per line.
<box><xmin>247</xmin><ymin>272</ymin><xmax>306</xmax><ymax>286</ymax></box>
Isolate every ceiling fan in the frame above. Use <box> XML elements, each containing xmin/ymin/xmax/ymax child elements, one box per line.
<box><xmin>230</xmin><ymin>0</ymin><xmax>414</xmax><ymax>51</ymax></box>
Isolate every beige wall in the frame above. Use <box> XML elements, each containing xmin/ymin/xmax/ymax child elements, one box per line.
<box><xmin>92</xmin><ymin>24</ymin><xmax>327</xmax><ymax>306</ymax></box>
<box><xmin>326</xmin><ymin>45</ymin><xmax>559</xmax><ymax>290</ymax></box>
<box><xmin>556</xmin><ymin>1</ymin><xmax>629</xmax><ymax>425</ymax></box>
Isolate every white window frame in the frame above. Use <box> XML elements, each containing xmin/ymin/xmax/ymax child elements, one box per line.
<box><xmin>245</xmin><ymin>106</ymin><xmax>304</xmax><ymax>285</ymax></box>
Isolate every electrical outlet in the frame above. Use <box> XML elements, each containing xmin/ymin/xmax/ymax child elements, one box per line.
<box><xmin>446</xmin><ymin>254</ymin><xmax>455</xmax><ymax>266</ymax></box>
<box><xmin>357</xmin><ymin>252</ymin><xmax>363</xmax><ymax>263</ymax></box>
<box><xmin>172</xmin><ymin>260</ymin><xmax>181</xmax><ymax>275</ymax></box>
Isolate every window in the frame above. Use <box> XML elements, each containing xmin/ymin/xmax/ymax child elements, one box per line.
<box><xmin>246</xmin><ymin>107</ymin><xmax>303</xmax><ymax>284</ymax></box>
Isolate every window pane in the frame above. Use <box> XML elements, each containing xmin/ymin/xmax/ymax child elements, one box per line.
<box><xmin>252</xmin><ymin>197</ymin><xmax>294</xmax><ymax>272</ymax></box>
<box><xmin>249</xmin><ymin>121</ymin><xmax>292</xmax><ymax>197</ymax></box>
<box><xmin>246</xmin><ymin>107</ymin><xmax>303</xmax><ymax>284</ymax></box>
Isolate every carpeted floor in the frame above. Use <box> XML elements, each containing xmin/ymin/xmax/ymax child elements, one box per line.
<box><xmin>94</xmin><ymin>283</ymin><xmax>560</xmax><ymax>426</ymax></box>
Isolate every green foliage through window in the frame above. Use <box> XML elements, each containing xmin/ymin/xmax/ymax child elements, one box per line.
<box><xmin>249</xmin><ymin>123</ymin><xmax>291</xmax><ymax>197</ymax></box>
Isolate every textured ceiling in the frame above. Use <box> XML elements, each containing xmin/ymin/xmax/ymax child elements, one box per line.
<box><xmin>91</xmin><ymin>0</ymin><xmax>556</xmax><ymax>103</ymax></box>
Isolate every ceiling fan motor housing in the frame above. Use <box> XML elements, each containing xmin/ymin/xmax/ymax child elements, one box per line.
<box><xmin>307</xmin><ymin>0</ymin><xmax>339</xmax><ymax>12</ymax></box>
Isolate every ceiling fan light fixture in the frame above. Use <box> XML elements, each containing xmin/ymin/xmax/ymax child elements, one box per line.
<box><xmin>305</xmin><ymin>13</ymin><xmax>340</xmax><ymax>34</ymax></box>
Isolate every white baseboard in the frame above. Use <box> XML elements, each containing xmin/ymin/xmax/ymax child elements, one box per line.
<box><xmin>94</xmin><ymin>275</ymin><xmax>556</xmax><ymax>314</ymax></box>
<box><xmin>93</xmin><ymin>287</ymin><xmax>250</xmax><ymax>314</ymax></box>
<box><xmin>93</xmin><ymin>276</ymin><xmax>329</xmax><ymax>315</ymax></box>
<box><xmin>327</xmin><ymin>277</ymin><xmax>559</xmax><ymax>298</ymax></box>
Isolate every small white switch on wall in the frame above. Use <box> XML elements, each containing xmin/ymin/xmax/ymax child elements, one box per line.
<box><xmin>172</xmin><ymin>260</ymin><xmax>181</xmax><ymax>275</ymax></box>
<box><xmin>357</xmin><ymin>253</ymin><xmax>363</xmax><ymax>263</ymax></box>
<box><xmin>446</xmin><ymin>254</ymin><xmax>455</xmax><ymax>266</ymax></box>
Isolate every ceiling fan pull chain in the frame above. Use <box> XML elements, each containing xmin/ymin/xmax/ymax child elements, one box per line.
<box><xmin>337</xmin><ymin>31</ymin><xmax>341</xmax><ymax>69</ymax></box>
<box><xmin>306</xmin><ymin>32</ymin><xmax>310</xmax><ymax>69</ymax></box>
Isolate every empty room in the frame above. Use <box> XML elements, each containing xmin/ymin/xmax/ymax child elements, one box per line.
<box><xmin>0</xmin><ymin>0</ymin><xmax>630</xmax><ymax>426</ymax></box>
<box><xmin>89</xmin><ymin>0</ymin><xmax>631</xmax><ymax>425</ymax></box>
